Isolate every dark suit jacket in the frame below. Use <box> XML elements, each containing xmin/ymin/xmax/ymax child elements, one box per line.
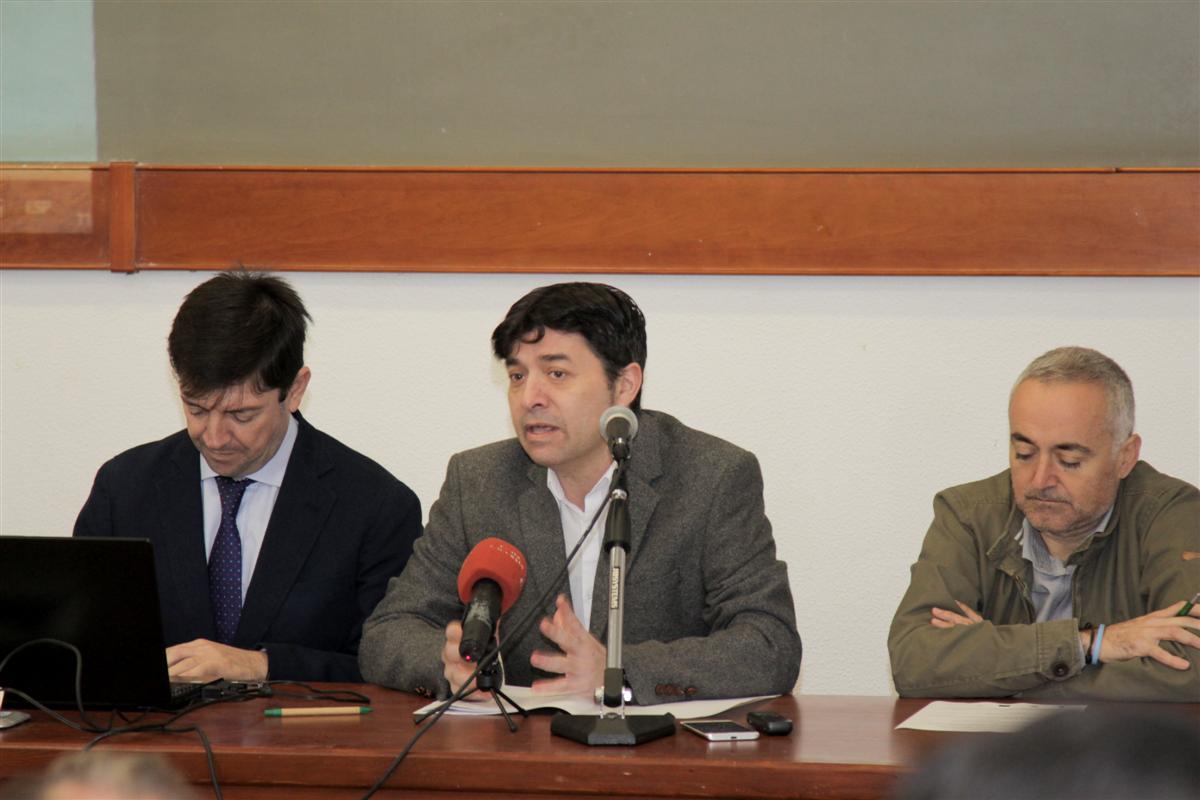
<box><xmin>359</xmin><ymin>409</ymin><xmax>801</xmax><ymax>702</ymax></box>
<box><xmin>74</xmin><ymin>413</ymin><xmax>421</xmax><ymax>682</ymax></box>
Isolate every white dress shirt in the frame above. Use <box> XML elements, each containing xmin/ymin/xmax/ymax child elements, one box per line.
<box><xmin>546</xmin><ymin>462</ymin><xmax>616</xmax><ymax>629</ymax></box>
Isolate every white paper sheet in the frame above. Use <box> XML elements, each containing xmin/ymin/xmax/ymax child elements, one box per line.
<box><xmin>414</xmin><ymin>686</ymin><xmax>776</xmax><ymax>721</ymax></box>
<box><xmin>895</xmin><ymin>700</ymin><xmax>1086</xmax><ymax>733</ymax></box>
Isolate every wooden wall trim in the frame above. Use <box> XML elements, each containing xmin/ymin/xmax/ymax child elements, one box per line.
<box><xmin>108</xmin><ymin>161</ymin><xmax>136</xmax><ymax>273</ymax></box>
<box><xmin>0</xmin><ymin>164</ymin><xmax>113</xmax><ymax>268</ymax></box>
<box><xmin>2</xmin><ymin>164</ymin><xmax>1197</xmax><ymax>276</ymax></box>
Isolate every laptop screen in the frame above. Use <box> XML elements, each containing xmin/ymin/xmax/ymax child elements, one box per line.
<box><xmin>0</xmin><ymin>536</ymin><xmax>177</xmax><ymax>709</ymax></box>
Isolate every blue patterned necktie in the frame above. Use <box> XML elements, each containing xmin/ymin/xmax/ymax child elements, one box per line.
<box><xmin>210</xmin><ymin>476</ymin><xmax>252</xmax><ymax>644</ymax></box>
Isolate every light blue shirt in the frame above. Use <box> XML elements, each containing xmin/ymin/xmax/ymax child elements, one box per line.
<box><xmin>200</xmin><ymin>415</ymin><xmax>299</xmax><ymax>602</ymax></box>
<box><xmin>1019</xmin><ymin>505</ymin><xmax>1114</xmax><ymax>623</ymax></box>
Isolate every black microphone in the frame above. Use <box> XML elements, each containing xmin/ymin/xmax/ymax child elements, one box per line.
<box><xmin>456</xmin><ymin>538</ymin><xmax>528</xmax><ymax>663</ymax></box>
<box><xmin>600</xmin><ymin>405</ymin><xmax>638</xmax><ymax>461</ymax></box>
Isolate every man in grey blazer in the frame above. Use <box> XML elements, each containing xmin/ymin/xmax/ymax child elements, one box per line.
<box><xmin>360</xmin><ymin>282</ymin><xmax>800</xmax><ymax>702</ymax></box>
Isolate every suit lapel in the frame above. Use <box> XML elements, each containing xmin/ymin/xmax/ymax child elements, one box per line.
<box><xmin>589</xmin><ymin>412</ymin><xmax>662</xmax><ymax>637</ymax></box>
<box><xmin>159</xmin><ymin>436</ymin><xmax>217</xmax><ymax>640</ymax></box>
<box><xmin>514</xmin><ymin>460</ymin><xmax>569</xmax><ymax>614</ymax></box>
<box><xmin>236</xmin><ymin>417</ymin><xmax>334</xmax><ymax>647</ymax></box>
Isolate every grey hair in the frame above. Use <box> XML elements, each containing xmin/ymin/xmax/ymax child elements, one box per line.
<box><xmin>1013</xmin><ymin>346</ymin><xmax>1135</xmax><ymax>443</ymax></box>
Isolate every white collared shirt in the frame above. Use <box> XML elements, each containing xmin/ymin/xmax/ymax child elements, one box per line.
<box><xmin>200</xmin><ymin>415</ymin><xmax>299</xmax><ymax>602</ymax></box>
<box><xmin>546</xmin><ymin>462</ymin><xmax>616</xmax><ymax>629</ymax></box>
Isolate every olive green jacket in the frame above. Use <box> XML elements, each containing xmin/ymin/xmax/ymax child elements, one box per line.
<box><xmin>889</xmin><ymin>461</ymin><xmax>1200</xmax><ymax>701</ymax></box>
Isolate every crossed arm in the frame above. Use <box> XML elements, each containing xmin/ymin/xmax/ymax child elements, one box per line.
<box><xmin>932</xmin><ymin>599</ymin><xmax>1200</xmax><ymax>671</ymax></box>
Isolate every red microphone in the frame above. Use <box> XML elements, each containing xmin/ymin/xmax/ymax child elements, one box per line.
<box><xmin>457</xmin><ymin>538</ymin><xmax>527</xmax><ymax>662</ymax></box>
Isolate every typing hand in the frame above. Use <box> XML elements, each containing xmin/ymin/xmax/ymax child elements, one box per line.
<box><xmin>442</xmin><ymin>620</ymin><xmax>478</xmax><ymax>696</ymax></box>
<box><xmin>530</xmin><ymin>594</ymin><xmax>605</xmax><ymax>695</ymax></box>
<box><xmin>165</xmin><ymin>639</ymin><xmax>268</xmax><ymax>682</ymax></box>
<box><xmin>930</xmin><ymin>600</ymin><xmax>985</xmax><ymax>628</ymax></box>
<box><xmin>1098</xmin><ymin>601</ymin><xmax>1200</xmax><ymax>670</ymax></box>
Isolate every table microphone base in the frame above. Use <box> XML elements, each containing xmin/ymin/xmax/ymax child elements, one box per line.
<box><xmin>550</xmin><ymin>712</ymin><xmax>676</xmax><ymax>746</ymax></box>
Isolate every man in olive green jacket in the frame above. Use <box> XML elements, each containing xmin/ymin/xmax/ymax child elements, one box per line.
<box><xmin>889</xmin><ymin>347</ymin><xmax>1199</xmax><ymax>701</ymax></box>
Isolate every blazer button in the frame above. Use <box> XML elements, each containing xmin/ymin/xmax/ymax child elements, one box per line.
<box><xmin>1052</xmin><ymin>662</ymin><xmax>1069</xmax><ymax>678</ymax></box>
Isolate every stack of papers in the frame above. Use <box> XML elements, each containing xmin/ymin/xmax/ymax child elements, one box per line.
<box><xmin>896</xmin><ymin>701</ymin><xmax>1086</xmax><ymax>733</ymax></box>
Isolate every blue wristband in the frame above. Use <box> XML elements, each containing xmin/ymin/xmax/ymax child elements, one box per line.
<box><xmin>1090</xmin><ymin>623</ymin><xmax>1106</xmax><ymax>665</ymax></box>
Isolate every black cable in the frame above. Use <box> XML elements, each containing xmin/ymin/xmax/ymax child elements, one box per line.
<box><xmin>85</xmin><ymin>720</ymin><xmax>223</xmax><ymax>800</ymax></box>
<box><xmin>79</xmin><ymin>692</ymin><xmax>272</xmax><ymax>800</ymax></box>
<box><xmin>360</xmin><ymin>460</ymin><xmax>627</xmax><ymax>798</ymax></box>
<box><xmin>0</xmin><ymin>638</ymin><xmax>278</xmax><ymax>799</ymax></box>
<box><xmin>264</xmin><ymin>681</ymin><xmax>370</xmax><ymax>705</ymax></box>
<box><xmin>0</xmin><ymin>638</ymin><xmax>113</xmax><ymax>733</ymax></box>
<box><xmin>3</xmin><ymin>636</ymin><xmax>377</xmax><ymax>800</ymax></box>
<box><xmin>114</xmin><ymin>707</ymin><xmax>153</xmax><ymax>725</ymax></box>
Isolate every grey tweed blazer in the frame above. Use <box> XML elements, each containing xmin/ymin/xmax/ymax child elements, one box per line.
<box><xmin>359</xmin><ymin>409</ymin><xmax>801</xmax><ymax>702</ymax></box>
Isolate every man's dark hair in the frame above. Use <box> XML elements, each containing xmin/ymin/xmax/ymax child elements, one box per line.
<box><xmin>893</xmin><ymin>706</ymin><xmax>1200</xmax><ymax>800</ymax></box>
<box><xmin>491</xmin><ymin>282</ymin><xmax>647</xmax><ymax>411</ymax></box>
<box><xmin>168</xmin><ymin>270</ymin><xmax>311</xmax><ymax>401</ymax></box>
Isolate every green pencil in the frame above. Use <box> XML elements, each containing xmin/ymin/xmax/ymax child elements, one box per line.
<box><xmin>1176</xmin><ymin>592</ymin><xmax>1200</xmax><ymax>617</ymax></box>
<box><xmin>264</xmin><ymin>706</ymin><xmax>372</xmax><ymax>717</ymax></box>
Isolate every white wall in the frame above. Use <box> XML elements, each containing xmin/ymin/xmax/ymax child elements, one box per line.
<box><xmin>2</xmin><ymin>270</ymin><xmax>1197</xmax><ymax>696</ymax></box>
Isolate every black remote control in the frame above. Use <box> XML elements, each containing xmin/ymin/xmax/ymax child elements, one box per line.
<box><xmin>746</xmin><ymin>710</ymin><xmax>793</xmax><ymax>736</ymax></box>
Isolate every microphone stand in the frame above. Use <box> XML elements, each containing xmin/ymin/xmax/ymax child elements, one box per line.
<box><xmin>550</xmin><ymin>451</ymin><xmax>677</xmax><ymax>746</ymax></box>
<box><xmin>461</xmin><ymin>638</ymin><xmax>528</xmax><ymax>733</ymax></box>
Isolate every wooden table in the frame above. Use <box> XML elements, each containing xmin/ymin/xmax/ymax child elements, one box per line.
<box><xmin>0</xmin><ymin>687</ymin><xmax>1156</xmax><ymax>799</ymax></box>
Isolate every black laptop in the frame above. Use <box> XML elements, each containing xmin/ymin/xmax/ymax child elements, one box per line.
<box><xmin>0</xmin><ymin>536</ymin><xmax>208</xmax><ymax>709</ymax></box>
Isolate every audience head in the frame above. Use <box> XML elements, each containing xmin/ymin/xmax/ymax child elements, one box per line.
<box><xmin>2</xmin><ymin>751</ymin><xmax>197</xmax><ymax>800</ymax></box>
<box><xmin>893</xmin><ymin>706</ymin><xmax>1200</xmax><ymax>800</ymax></box>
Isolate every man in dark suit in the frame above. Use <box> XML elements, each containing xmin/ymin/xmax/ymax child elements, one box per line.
<box><xmin>360</xmin><ymin>282</ymin><xmax>800</xmax><ymax>702</ymax></box>
<box><xmin>75</xmin><ymin>272</ymin><xmax>421</xmax><ymax>683</ymax></box>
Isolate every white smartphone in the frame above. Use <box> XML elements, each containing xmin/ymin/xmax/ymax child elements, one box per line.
<box><xmin>681</xmin><ymin>719</ymin><xmax>760</xmax><ymax>742</ymax></box>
